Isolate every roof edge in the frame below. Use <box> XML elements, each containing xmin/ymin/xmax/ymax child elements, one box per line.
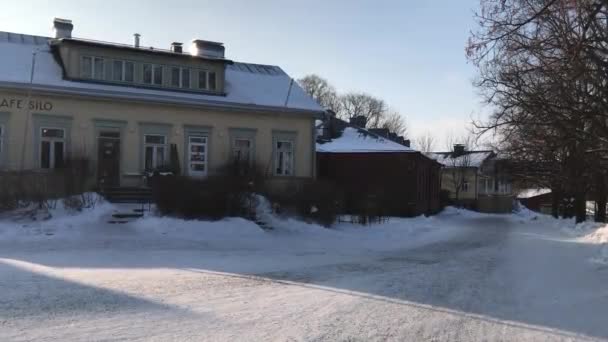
<box><xmin>0</xmin><ymin>81</ymin><xmax>324</xmax><ymax>117</ymax></box>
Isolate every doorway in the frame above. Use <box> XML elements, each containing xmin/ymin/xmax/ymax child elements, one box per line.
<box><xmin>187</xmin><ymin>135</ymin><xmax>207</xmax><ymax>177</ymax></box>
<box><xmin>97</xmin><ymin>131</ymin><xmax>121</xmax><ymax>187</ymax></box>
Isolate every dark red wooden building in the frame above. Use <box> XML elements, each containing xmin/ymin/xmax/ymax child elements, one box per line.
<box><xmin>316</xmin><ymin>116</ymin><xmax>442</xmax><ymax>217</ymax></box>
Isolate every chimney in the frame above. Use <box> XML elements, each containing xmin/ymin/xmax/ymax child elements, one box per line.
<box><xmin>453</xmin><ymin>144</ymin><xmax>466</xmax><ymax>156</ymax></box>
<box><xmin>190</xmin><ymin>39</ymin><xmax>225</xmax><ymax>58</ymax></box>
<box><xmin>171</xmin><ymin>42</ymin><xmax>183</xmax><ymax>53</ymax></box>
<box><xmin>349</xmin><ymin>115</ymin><xmax>367</xmax><ymax>128</ymax></box>
<box><xmin>52</xmin><ymin>18</ymin><xmax>73</xmax><ymax>39</ymax></box>
<box><xmin>134</xmin><ymin>33</ymin><xmax>141</xmax><ymax>48</ymax></box>
<box><xmin>403</xmin><ymin>139</ymin><xmax>411</xmax><ymax>148</ymax></box>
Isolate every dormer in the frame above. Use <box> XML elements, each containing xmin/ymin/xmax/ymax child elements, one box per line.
<box><xmin>49</xmin><ymin>18</ymin><xmax>232</xmax><ymax>95</ymax></box>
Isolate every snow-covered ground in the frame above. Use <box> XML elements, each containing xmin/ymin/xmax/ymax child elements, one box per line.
<box><xmin>1</xmin><ymin>202</ymin><xmax>608</xmax><ymax>341</ymax></box>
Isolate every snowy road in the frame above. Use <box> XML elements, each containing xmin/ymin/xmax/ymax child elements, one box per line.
<box><xmin>1</xmin><ymin>212</ymin><xmax>608</xmax><ymax>341</ymax></box>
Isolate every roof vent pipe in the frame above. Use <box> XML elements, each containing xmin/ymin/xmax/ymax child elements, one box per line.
<box><xmin>134</xmin><ymin>33</ymin><xmax>141</xmax><ymax>48</ymax></box>
<box><xmin>52</xmin><ymin>18</ymin><xmax>73</xmax><ymax>39</ymax></box>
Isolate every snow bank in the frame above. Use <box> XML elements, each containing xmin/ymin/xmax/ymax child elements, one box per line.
<box><xmin>0</xmin><ymin>196</ymin><xmax>471</xmax><ymax>257</ymax></box>
<box><xmin>0</xmin><ymin>197</ymin><xmax>115</xmax><ymax>239</ymax></box>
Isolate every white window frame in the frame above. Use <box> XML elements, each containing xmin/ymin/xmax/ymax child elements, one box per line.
<box><xmin>462</xmin><ymin>179</ymin><xmax>470</xmax><ymax>193</ymax></box>
<box><xmin>81</xmin><ymin>56</ymin><xmax>105</xmax><ymax>80</ymax></box>
<box><xmin>40</xmin><ymin>127</ymin><xmax>66</xmax><ymax>169</ymax></box>
<box><xmin>232</xmin><ymin>137</ymin><xmax>253</xmax><ymax>165</ymax></box>
<box><xmin>171</xmin><ymin>66</ymin><xmax>191</xmax><ymax>89</ymax></box>
<box><xmin>112</xmin><ymin>60</ymin><xmax>135</xmax><ymax>82</ymax></box>
<box><xmin>197</xmin><ymin>70</ymin><xmax>217</xmax><ymax>91</ymax></box>
<box><xmin>187</xmin><ymin>135</ymin><xmax>208</xmax><ymax>177</ymax></box>
<box><xmin>143</xmin><ymin>134</ymin><xmax>167</xmax><ymax>171</ymax></box>
<box><xmin>143</xmin><ymin>63</ymin><xmax>163</xmax><ymax>86</ymax></box>
<box><xmin>274</xmin><ymin>139</ymin><xmax>294</xmax><ymax>177</ymax></box>
<box><xmin>498</xmin><ymin>179</ymin><xmax>511</xmax><ymax>194</ymax></box>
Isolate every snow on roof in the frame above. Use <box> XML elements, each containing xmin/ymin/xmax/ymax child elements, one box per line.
<box><xmin>0</xmin><ymin>32</ymin><xmax>323</xmax><ymax>114</ymax></box>
<box><xmin>518</xmin><ymin>188</ymin><xmax>551</xmax><ymax>199</ymax></box>
<box><xmin>427</xmin><ymin>151</ymin><xmax>494</xmax><ymax>168</ymax></box>
<box><xmin>316</xmin><ymin>127</ymin><xmax>415</xmax><ymax>153</ymax></box>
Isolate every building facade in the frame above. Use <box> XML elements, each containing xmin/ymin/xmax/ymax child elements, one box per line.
<box><xmin>429</xmin><ymin>147</ymin><xmax>514</xmax><ymax>213</ymax></box>
<box><xmin>316</xmin><ymin>116</ymin><xmax>442</xmax><ymax>217</ymax></box>
<box><xmin>0</xmin><ymin>19</ymin><xmax>323</xmax><ymax>187</ymax></box>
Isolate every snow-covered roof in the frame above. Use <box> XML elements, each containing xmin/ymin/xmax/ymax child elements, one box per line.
<box><xmin>517</xmin><ymin>188</ymin><xmax>551</xmax><ymax>199</ymax></box>
<box><xmin>0</xmin><ymin>31</ymin><xmax>323</xmax><ymax>114</ymax></box>
<box><xmin>427</xmin><ymin>151</ymin><xmax>494</xmax><ymax>168</ymax></box>
<box><xmin>317</xmin><ymin>127</ymin><xmax>415</xmax><ymax>153</ymax></box>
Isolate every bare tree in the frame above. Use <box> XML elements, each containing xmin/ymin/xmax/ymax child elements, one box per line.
<box><xmin>339</xmin><ymin>92</ymin><xmax>387</xmax><ymax>128</ymax></box>
<box><xmin>466</xmin><ymin>0</ymin><xmax>608</xmax><ymax>222</ymax></box>
<box><xmin>414</xmin><ymin>131</ymin><xmax>435</xmax><ymax>153</ymax></box>
<box><xmin>297</xmin><ymin>74</ymin><xmax>341</xmax><ymax>113</ymax></box>
<box><xmin>379</xmin><ymin>109</ymin><xmax>408</xmax><ymax>136</ymax></box>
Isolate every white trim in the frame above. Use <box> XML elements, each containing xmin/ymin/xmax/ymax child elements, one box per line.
<box><xmin>171</xmin><ymin>66</ymin><xmax>191</xmax><ymax>89</ymax></box>
<box><xmin>111</xmin><ymin>59</ymin><xmax>135</xmax><ymax>83</ymax></box>
<box><xmin>187</xmin><ymin>135</ymin><xmax>208</xmax><ymax>177</ymax></box>
<box><xmin>39</xmin><ymin>126</ymin><xmax>66</xmax><ymax>169</ymax></box>
<box><xmin>197</xmin><ymin>69</ymin><xmax>217</xmax><ymax>91</ymax></box>
<box><xmin>143</xmin><ymin>134</ymin><xmax>168</xmax><ymax>170</ymax></box>
<box><xmin>274</xmin><ymin>139</ymin><xmax>294</xmax><ymax>176</ymax></box>
<box><xmin>142</xmin><ymin>63</ymin><xmax>163</xmax><ymax>86</ymax></box>
<box><xmin>81</xmin><ymin>55</ymin><xmax>105</xmax><ymax>80</ymax></box>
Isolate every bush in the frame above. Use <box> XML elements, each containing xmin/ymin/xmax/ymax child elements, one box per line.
<box><xmin>150</xmin><ymin>163</ymin><xmax>263</xmax><ymax>220</ymax></box>
<box><xmin>262</xmin><ymin>180</ymin><xmax>343</xmax><ymax>227</ymax></box>
<box><xmin>0</xmin><ymin>155</ymin><xmax>95</xmax><ymax>213</ymax></box>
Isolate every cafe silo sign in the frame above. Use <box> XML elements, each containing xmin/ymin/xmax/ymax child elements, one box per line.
<box><xmin>0</xmin><ymin>97</ymin><xmax>53</xmax><ymax>111</ymax></box>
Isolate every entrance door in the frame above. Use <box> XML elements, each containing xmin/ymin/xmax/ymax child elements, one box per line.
<box><xmin>97</xmin><ymin>131</ymin><xmax>121</xmax><ymax>187</ymax></box>
<box><xmin>187</xmin><ymin>136</ymin><xmax>207</xmax><ymax>177</ymax></box>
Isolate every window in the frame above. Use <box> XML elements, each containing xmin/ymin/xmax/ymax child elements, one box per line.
<box><xmin>233</xmin><ymin>138</ymin><xmax>252</xmax><ymax>165</ymax></box>
<box><xmin>40</xmin><ymin>128</ymin><xmax>66</xmax><ymax>169</ymax></box>
<box><xmin>143</xmin><ymin>64</ymin><xmax>163</xmax><ymax>86</ymax></box>
<box><xmin>197</xmin><ymin>70</ymin><xmax>217</xmax><ymax>91</ymax></box>
<box><xmin>462</xmin><ymin>180</ymin><xmax>470</xmax><ymax>193</ymax></box>
<box><xmin>198</xmin><ymin>70</ymin><xmax>207</xmax><ymax>89</ymax></box>
<box><xmin>208</xmin><ymin>71</ymin><xmax>217</xmax><ymax>91</ymax></box>
<box><xmin>274</xmin><ymin>140</ymin><xmax>294</xmax><ymax>176</ymax></box>
<box><xmin>187</xmin><ymin>136</ymin><xmax>207</xmax><ymax>176</ymax></box>
<box><xmin>144</xmin><ymin>134</ymin><xmax>167</xmax><ymax>171</ymax></box>
<box><xmin>81</xmin><ymin>56</ymin><xmax>105</xmax><ymax>80</ymax></box>
<box><xmin>171</xmin><ymin>67</ymin><xmax>191</xmax><ymax>88</ymax></box>
<box><xmin>498</xmin><ymin>179</ymin><xmax>511</xmax><ymax>194</ymax></box>
<box><xmin>112</xmin><ymin>60</ymin><xmax>135</xmax><ymax>82</ymax></box>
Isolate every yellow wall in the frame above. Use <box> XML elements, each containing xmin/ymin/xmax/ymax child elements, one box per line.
<box><xmin>0</xmin><ymin>90</ymin><xmax>315</xmax><ymax>185</ymax></box>
<box><xmin>440</xmin><ymin>168</ymin><xmax>478</xmax><ymax>200</ymax></box>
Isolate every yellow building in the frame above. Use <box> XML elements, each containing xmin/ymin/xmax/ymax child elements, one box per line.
<box><xmin>429</xmin><ymin>145</ymin><xmax>514</xmax><ymax>213</ymax></box>
<box><xmin>0</xmin><ymin>19</ymin><xmax>323</xmax><ymax>188</ymax></box>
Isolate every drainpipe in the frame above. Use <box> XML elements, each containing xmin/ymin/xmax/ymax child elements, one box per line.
<box><xmin>20</xmin><ymin>48</ymin><xmax>38</xmax><ymax>170</ymax></box>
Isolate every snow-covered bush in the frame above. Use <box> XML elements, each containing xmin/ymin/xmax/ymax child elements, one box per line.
<box><xmin>150</xmin><ymin>163</ymin><xmax>264</xmax><ymax>220</ymax></box>
<box><xmin>263</xmin><ymin>180</ymin><xmax>342</xmax><ymax>227</ymax></box>
<box><xmin>0</xmin><ymin>156</ymin><xmax>94</xmax><ymax>213</ymax></box>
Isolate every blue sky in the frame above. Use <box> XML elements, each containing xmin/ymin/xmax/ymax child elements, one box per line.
<box><xmin>1</xmin><ymin>0</ymin><xmax>483</xmax><ymax>148</ymax></box>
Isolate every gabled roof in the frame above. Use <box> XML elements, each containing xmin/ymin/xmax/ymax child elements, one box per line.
<box><xmin>517</xmin><ymin>188</ymin><xmax>551</xmax><ymax>199</ymax></box>
<box><xmin>427</xmin><ymin>150</ymin><xmax>494</xmax><ymax>168</ymax></box>
<box><xmin>317</xmin><ymin>127</ymin><xmax>415</xmax><ymax>153</ymax></box>
<box><xmin>0</xmin><ymin>31</ymin><xmax>324</xmax><ymax>115</ymax></box>
<box><xmin>316</xmin><ymin>116</ymin><xmax>415</xmax><ymax>153</ymax></box>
